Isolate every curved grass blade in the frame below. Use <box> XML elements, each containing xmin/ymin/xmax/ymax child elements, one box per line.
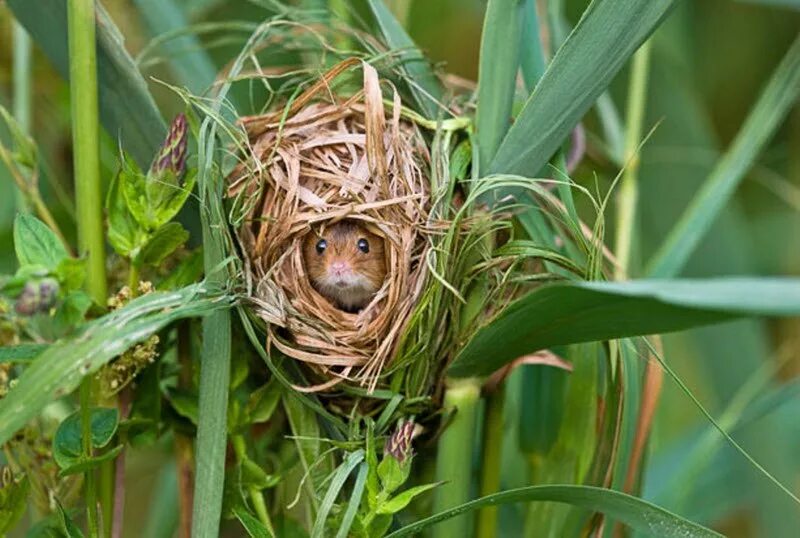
<box><xmin>475</xmin><ymin>0</ymin><xmax>525</xmax><ymax>172</ymax></box>
<box><xmin>366</xmin><ymin>0</ymin><xmax>443</xmax><ymax>118</ymax></box>
<box><xmin>0</xmin><ymin>283</ymin><xmax>234</xmax><ymax>445</ymax></box>
<box><xmin>449</xmin><ymin>278</ymin><xmax>800</xmax><ymax>377</ymax></box>
<box><xmin>132</xmin><ymin>0</ymin><xmax>218</xmax><ymax>94</ymax></box>
<box><xmin>646</xmin><ymin>34</ymin><xmax>800</xmax><ymax>278</ymax></box>
<box><xmin>311</xmin><ymin>449</ymin><xmax>365</xmax><ymax>538</ymax></box>
<box><xmin>8</xmin><ymin>0</ymin><xmax>166</xmax><ymax>168</ymax></box>
<box><xmin>487</xmin><ymin>0</ymin><xmax>676</xmax><ymax>179</ymax></box>
<box><xmin>385</xmin><ymin>485</ymin><xmax>722</xmax><ymax>538</ymax></box>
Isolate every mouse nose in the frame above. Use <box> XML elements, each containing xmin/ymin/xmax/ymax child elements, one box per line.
<box><xmin>330</xmin><ymin>261</ymin><xmax>349</xmax><ymax>275</ymax></box>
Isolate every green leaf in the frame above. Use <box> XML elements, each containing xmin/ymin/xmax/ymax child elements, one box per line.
<box><xmin>0</xmin><ymin>343</ymin><xmax>47</xmax><ymax>363</ymax></box>
<box><xmin>366</xmin><ymin>0</ymin><xmax>442</xmax><ymax>118</ymax></box>
<box><xmin>487</xmin><ymin>0</ymin><xmax>676</xmax><ymax>179</ymax></box>
<box><xmin>168</xmin><ymin>389</ymin><xmax>199</xmax><ymax>425</ymax></box>
<box><xmin>13</xmin><ymin>213</ymin><xmax>67</xmax><ymax>270</ymax></box>
<box><xmin>384</xmin><ymin>485</ymin><xmax>722</xmax><ymax>538</ymax></box>
<box><xmin>449</xmin><ymin>278</ymin><xmax>800</xmax><ymax>378</ymax></box>
<box><xmin>475</xmin><ymin>0</ymin><xmax>525</xmax><ymax>172</ymax></box>
<box><xmin>0</xmin><ymin>284</ymin><xmax>234</xmax><ymax>445</ymax></box>
<box><xmin>107</xmin><ymin>161</ymin><xmax>149</xmax><ymax>258</ymax></box>
<box><xmin>58</xmin><ymin>445</ymin><xmax>125</xmax><ymax>477</ymax></box>
<box><xmin>234</xmin><ymin>506</ymin><xmax>273</xmax><ymax>538</ymax></box>
<box><xmin>377</xmin><ymin>454</ymin><xmax>410</xmax><ymax>495</ymax></box>
<box><xmin>0</xmin><ymin>474</ymin><xmax>29</xmax><ymax>534</ymax></box>
<box><xmin>52</xmin><ymin>407</ymin><xmax>119</xmax><ymax>469</ymax></box>
<box><xmin>646</xmin><ymin>34</ymin><xmax>800</xmax><ymax>278</ymax></box>
<box><xmin>51</xmin><ymin>291</ymin><xmax>93</xmax><ymax>336</ymax></box>
<box><xmin>240</xmin><ymin>457</ymin><xmax>280</xmax><ymax>490</ymax></box>
<box><xmin>136</xmin><ymin>222</ymin><xmax>189</xmax><ymax>267</ymax></box>
<box><xmin>55</xmin><ymin>257</ymin><xmax>87</xmax><ymax>292</ymax></box>
<box><xmin>336</xmin><ymin>463</ymin><xmax>367</xmax><ymax>538</ymax></box>
<box><xmin>311</xmin><ymin>450</ymin><xmax>365</xmax><ymax>538</ymax></box>
<box><xmin>7</xmin><ymin>0</ymin><xmax>166</xmax><ymax>169</ymax></box>
<box><xmin>376</xmin><ymin>482</ymin><xmax>441</xmax><ymax>515</ymax></box>
<box><xmin>55</xmin><ymin>499</ymin><xmax>85</xmax><ymax>538</ymax></box>
<box><xmin>123</xmin><ymin>167</ymin><xmax>197</xmax><ymax>231</ymax></box>
<box><xmin>157</xmin><ymin>248</ymin><xmax>204</xmax><ymax>290</ymax></box>
<box><xmin>246</xmin><ymin>379</ymin><xmax>282</xmax><ymax>424</ymax></box>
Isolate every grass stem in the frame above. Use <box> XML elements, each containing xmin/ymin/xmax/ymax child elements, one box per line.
<box><xmin>68</xmin><ymin>1</ymin><xmax>109</xmax><ymax>535</ymax></box>
<box><xmin>12</xmin><ymin>21</ymin><xmax>32</xmax><ymax>213</ymax></box>
<box><xmin>476</xmin><ymin>385</ymin><xmax>505</xmax><ymax>538</ymax></box>
<box><xmin>433</xmin><ymin>378</ymin><xmax>481</xmax><ymax>536</ymax></box>
<box><xmin>614</xmin><ymin>40</ymin><xmax>652</xmax><ymax>280</ymax></box>
<box><xmin>232</xmin><ymin>434</ymin><xmax>275</xmax><ymax>535</ymax></box>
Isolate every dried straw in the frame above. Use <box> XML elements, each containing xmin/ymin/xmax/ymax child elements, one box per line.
<box><xmin>228</xmin><ymin>60</ymin><xmax>432</xmax><ymax>392</ymax></box>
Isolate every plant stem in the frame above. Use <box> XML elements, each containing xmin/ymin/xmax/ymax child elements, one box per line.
<box><xmin>68</xmin><ymin>1</ymin><xmax>108</xmax><ymax>535</ymax></box>
<box><xmin>68</xmin><ymin>0</ymin><xmax>107</xmax><ymax>303</ymax></box>
<box><xmin>80</xmin><ymin>382</ymin><xmax>99</xmax><ymax>537</ymax></box>
<box><xmin>175</xmin><ymin>322</ymin><xmax>194</xmax><ymax>538</ymax></box>
<box><xmin>434</xmin><ymin>378</ymin><xmax>481</xmax><ymax>537</ymax></box>
<box><xmin>614</xmin><ymin>40</ymin><xmax>652</xmax><ymax>280</ymax></box>
<box><xmin>232</xmin><ymin>434</ymin><xmax>275</xmax><ymax>535</ymax></box>
<box><xmin>476</xmin><ymin>385</ymin><xmax>505</xmax><ymax>538</ymax></box>
<box><xmin>12</xmin><ymin>20</ymin><xmax>32</xmax><ymax>213</ymax></box>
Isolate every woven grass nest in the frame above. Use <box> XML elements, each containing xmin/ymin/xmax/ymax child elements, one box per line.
<box><xmin>228</xmin><ymin>60</ymin><xmax>433</xmax><ymax>392</ymax></box>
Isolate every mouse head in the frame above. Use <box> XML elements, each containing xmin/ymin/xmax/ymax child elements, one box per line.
<box><xmin>303</xmin><ymin>221</ymin><xmax>387</xmax><ymax>296</ymax></box>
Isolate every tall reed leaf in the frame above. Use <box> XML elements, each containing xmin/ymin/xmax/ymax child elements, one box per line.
<box><xmin>132</xmin><ymin>0</ymin><xmax>218</xmax><ymax>94</ymax></box>
<box><xmin>487</xmin><ymin>0</ymin><xmax>675</xmax><ymax>179</ymax></box>
<box><xmin>475</xmin><ymin>0</ymin><xmax>525</xmax><ymax>172</ymax></box>
<box><xmin>8</xmin><ymin>0</ymin><xmax>166</xmax><ymax>168</ymax></box>
<box><xmin>449</xmin><ymin>278</ymin><xmax>800</xmax><ymax>377</ymax></box>
<box><xmin>646</xmin><ymin>34</ymin><xmax>800</xmax><ymax>278</ymax></box>
<box><xmin>385</xmin><ymin>485</ymin><xmax>721</xmax><ymax>538</ymax></box>
<box><xmin>366</xmin><ymin>0</ymin><xmax>442</xmax><ymax>118</ymax></box>
<box><xmin>0</xmin><ymin>284</ymin><xmax>233</xmax><ymax>446</ymax></box>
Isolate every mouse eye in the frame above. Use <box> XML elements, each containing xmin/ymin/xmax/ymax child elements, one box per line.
<box><xmin>357</xmin><ymin>238</ymin><xmax>369</xmax><ymax>253</ymax></box>
<box><xmin>315</xmin><ymin>239</ymin><xmax>327</xmax><ymax>254</ymax></box>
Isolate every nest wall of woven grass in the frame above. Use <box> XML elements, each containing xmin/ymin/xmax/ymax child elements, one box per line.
<box><xmin>228</xmin><ymin>60</ymin><xmax>432</xmax><ymax>391</ymax></box>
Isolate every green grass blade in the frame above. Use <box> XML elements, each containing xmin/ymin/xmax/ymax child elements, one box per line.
<box><xmin>487</xmin><ymin>0</ymin><xmax>675</xmax><ymax>178</ymax></box>
<box><xmin>0</xmin><ymin>284</ymin><xmax>232</xmax><ymax>446</ymax></box>
<box><xmin>519</xmin><ymin>0</ymin><xmax>546</xmax><ymax>89</ymax></box>
<box><xmin>449</xmin><ymin>278</ymin><xmax>800</xmax><ymax>377</ymax></box>
<box><xmin>311</xmin><ymin>450</ymin><xmax>365</xmax><ymax>538</ymax></box>
<box><xmin>366</xmin><ymin>0</ymin><xmax>443</xmax><ymax>118</ymax></box>
<box><xmin>475</xmin><ymin>0</ymin><xmax>525</xmax><ymax>173</ymax></box>
<box><xmin>385</xmin><ymin>485</ymin><xmax>722</xmax><ymax>538</ymax></box>
<box><xmin>8</xmin><ymin>0</ymin><xmax>166</xmax><ymax>168</ymax></box>
<box><xmin>646</xmin><ymin>34</ymin><xmax>800</xmax><ymax>278</ymax></box>
<box><xmin>131</xmin><ymin>0</ymin><xmax>218</xmax><ymax>94</ymax></box>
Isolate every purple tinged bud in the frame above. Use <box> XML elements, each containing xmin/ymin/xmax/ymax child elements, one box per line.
<box><xmin>150</xmin><ymin>113</ymin><xmax>188</xmax><ymax>181</ymax></box>
<box><xmin>384</xmin><ymin>420</ymin><xmax>417</xmax><ymax>464</ymax></box>
<box><xmin>14</xmin><ymin>282</ymin><xmax>40</xmax><ymax>316</ymax></box>
<box><xmin>38</xmin><ymin>278</ymin><xmax>59</xmax><ymax>311</ymax></box>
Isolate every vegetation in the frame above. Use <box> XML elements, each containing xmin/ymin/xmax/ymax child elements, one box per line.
<box><xmin>1</xmin><ymin>1</ymin><xmax>799</xmax><ymax>537</ymax></box>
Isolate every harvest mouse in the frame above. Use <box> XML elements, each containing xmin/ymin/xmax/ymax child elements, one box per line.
<box><xmin>302</xmin><ymin>221</ymin><xmax>387</xmax><ymax>312</ymax></box>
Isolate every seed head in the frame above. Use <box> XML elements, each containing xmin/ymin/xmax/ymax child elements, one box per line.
<box><xmin>150</xmin><ymin>113</ymin><xmax>188</xmax><ymax>181</ymax></box>
<box><xmin>384</xmin><ymin>420</ymin><xmax>418</xmax><ymax>464</ymax></box>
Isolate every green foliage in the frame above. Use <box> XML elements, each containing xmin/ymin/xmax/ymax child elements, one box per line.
<box><xmin>52</xmin><ymin>408</ymin><xmax>119</xmax><ymax>472</ymax></box>
<box><xmin>13</xmin><ymin>214</ymin><xmax>66</xmax><ymax>270</ymax></box>
<box><xmin>450</xmin><ymin>278</ymin><xmax>800</xmax><ymax>377</ymax></box>
<box><xmin>0</xmin><ymin>469</ymin><xmax>29</xmax><ymax>534</ymax></box>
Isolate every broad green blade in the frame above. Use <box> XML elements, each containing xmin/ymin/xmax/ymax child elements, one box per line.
<box><xmin>475</xmin><ymin>0</ymin><xmax>525</xmax><ymax>172</ymax></box>
<box><xmin>385</xmin><ymin>485</ymin><xmax>722</xmax><ymax>538</ymax></box>
<box><xmin>487</xmin><ymin>0</ymin><xmax>675</xmax><ymax>178</ymax></box>
<box><xmin>366</xmin><ymin>0</ymin><xmax>443</xmax><ymax>118</ymax></box>
<box><xmin>8</xmin><ymin>0</ymin><xmax>166</xmax><ymax>168</ymax></box>
<box><xmin>449</xmin><ymin>278</ymin><xmax>800</xmax><ymax>377</ymax></box>
<box><xmin>132</xmin><ymin>0</ymin><xmax>218</xmax><ymax>94</ymax></box>
<box><xmin>646</xmin><ymin>34</ymin><xmax>800</xmax><ymax>278</ymax></box>
<box><xmin>0</xmin><ymin>284</ymin><xmax>233</xmax><ymax>445</ymax></box>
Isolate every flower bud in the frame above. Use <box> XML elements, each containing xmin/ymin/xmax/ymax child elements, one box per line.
<box><xmin>150</xmin><ymin>113</ymin><xmax>188</xmax><ymax>182</ymax></box>
<box><xmin>14</xmin><ymin>282</ymin><xmax>39</xmax><ymax>316</ymax></box>
<box><xmin>384</xmin><ymin>420</ymin><xmax>417</xmax><ymax>464</ymax></box>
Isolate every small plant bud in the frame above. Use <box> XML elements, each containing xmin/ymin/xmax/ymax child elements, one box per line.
<box><xmin>38</xmin><ymin>278</ymin><xmax>59</xmax><ymax>311</ymax></box>
<box><xmin>384</xmin><ymin>420</ymin><xmax>418</xmax><ymax>464</ymax></box>
<box><xmin>14</xmin><ymin>282</ymin><xmax>39</xmax><ymax>316</ymax></box>
<box><xmin>150</xmin><ymin>113</ymin><xmax>188</xmax><ymax>181</ymax></box>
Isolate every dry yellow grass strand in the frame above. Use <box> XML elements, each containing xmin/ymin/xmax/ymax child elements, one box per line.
<box><xmin>228</xmin><ymin>60</ymin><xmax>432</xmax><ymax>393</ymax></box>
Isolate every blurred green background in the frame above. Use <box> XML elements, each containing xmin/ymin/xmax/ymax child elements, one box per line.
<box><xmin>1</xmin><ymin>1</ymin><xmax>799</xmax><ymax>536</ymax></box>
